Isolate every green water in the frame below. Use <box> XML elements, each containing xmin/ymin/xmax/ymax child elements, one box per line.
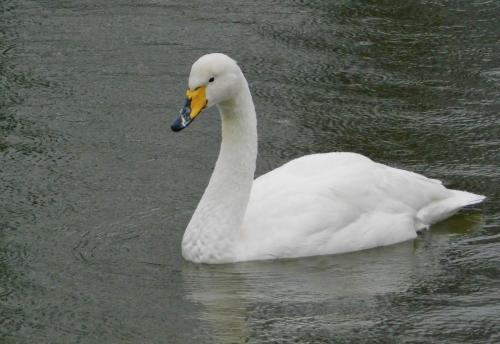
<box><xmin>1</xmin><ymin>0</ymin><xmax>498</xmax><ymax>343</ymax></box>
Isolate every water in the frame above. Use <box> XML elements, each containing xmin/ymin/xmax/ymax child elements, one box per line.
<box><xmin>1</xmin><ymin>0</ymin><xmax>499</xmax><ymax>342</ymax></box>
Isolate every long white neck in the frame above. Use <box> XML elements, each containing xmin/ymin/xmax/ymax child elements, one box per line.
<box><xmin>182</xmin><ymin>79</ymin><xmax>257</xmax><ymax>263</ymax></box>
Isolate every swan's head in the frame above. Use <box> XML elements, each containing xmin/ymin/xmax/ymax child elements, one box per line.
<box><xmin>171</xmin><ymin>53</ymin><xmax>243</xmax><ymax>132</ymax></box>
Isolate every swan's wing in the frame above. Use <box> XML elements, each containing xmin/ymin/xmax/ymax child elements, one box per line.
<box><xmin>240</xmin><ymin>152</ymin><xmax>459</xmax><ymax>260</ymax></box>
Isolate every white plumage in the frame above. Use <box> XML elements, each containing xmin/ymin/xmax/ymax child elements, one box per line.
<box><xmin>243</xmin><ymin>152</ymin><xmax>484</xmax><ymax>260</ymax></box>
<box><xmin>172</xmin><ymin>53</ymin><xmax>485</xmax><ymax>264</ymax></box>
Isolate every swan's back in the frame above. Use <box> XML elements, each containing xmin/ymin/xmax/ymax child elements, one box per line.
<box><xmin>240</xmin><ymin>152</ymin><xmax>484</xmax><ymax>261</ymax></box>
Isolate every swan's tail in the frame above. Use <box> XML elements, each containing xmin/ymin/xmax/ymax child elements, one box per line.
<box><xmin>451</xmin><ymin>190</ymin><xmax>486</xmax><ymax>207</ymax></box>
<box><xmin>416</xmin><ymin>190</ymin><xmax>485</xmax><ymax>229</ymax></box>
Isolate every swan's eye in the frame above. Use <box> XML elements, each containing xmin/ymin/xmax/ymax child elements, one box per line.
<box><xmin>208</xmin><ymin>77</ymin><xmax>215</xmax><ymax>83</ymax></box>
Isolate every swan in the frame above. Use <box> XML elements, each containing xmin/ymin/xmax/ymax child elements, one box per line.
<box><xmin>170</xmin><ymin>53</ymin><xmax>485</xmax><ymax>264</ymax></box>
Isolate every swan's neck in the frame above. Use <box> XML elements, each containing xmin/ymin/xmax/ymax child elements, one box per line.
<box><xmin>182</xmin><ymin>81</ymin><xmax>257</xmax><ymax>263</ymax></box>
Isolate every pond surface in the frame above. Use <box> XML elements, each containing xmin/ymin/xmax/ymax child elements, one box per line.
<box><xmin>1</xmin><ymin>0</ymin><xmax>499</xmax><ymax>343</ymax></box>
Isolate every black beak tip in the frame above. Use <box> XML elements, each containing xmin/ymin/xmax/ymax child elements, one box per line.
<box><xmin>170</xmin><ymin>113</ymin><xmax>192</xmax><ymax>132</ymax></box>
<box><xmin>171</xmin><ymin>121</ymin><xmax>183</xmax><ymax>132</ymax></box>
<box><xmin>171</xmin><ymin>103</ymin><xmax>192</xmax><ymax>132</ymax></box>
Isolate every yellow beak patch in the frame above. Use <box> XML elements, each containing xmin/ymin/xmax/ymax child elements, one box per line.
<box><xmin>186</xmin><ymin>86</ymin><xmax>207</xmax><ymax>119</ymax></box>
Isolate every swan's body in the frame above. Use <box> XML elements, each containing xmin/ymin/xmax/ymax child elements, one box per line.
<box><xmin>172</xmin><ymin>53</ymin><xmax>485</xmax><ymax>264</ymax></box>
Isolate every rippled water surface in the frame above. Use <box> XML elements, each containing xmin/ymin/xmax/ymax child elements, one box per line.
<box><xmin>1</xmin><ymin>0</ymin><xmax>499</xmax><ymax>343</ymax></box>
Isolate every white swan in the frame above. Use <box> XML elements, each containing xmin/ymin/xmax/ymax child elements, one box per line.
<box><xmin>171</xmin><ymin>53</ymin><xmax>485</xmax><ymax>264</ymax></box>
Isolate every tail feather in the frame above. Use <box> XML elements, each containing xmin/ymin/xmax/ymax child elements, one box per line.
<box><xmin>451</xmin><ymin>190</ymin><xmax>486</xmax><ymax>207</ymax></box>
<box><xmin>416</xmin><ymin>190</ymin><xmax>485</xmax><ymax>227</ymax></box>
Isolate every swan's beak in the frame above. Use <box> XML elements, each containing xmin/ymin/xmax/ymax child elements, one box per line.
<box><xmin>171</xmin><ymin>86</ymin><xmax>207</xmax><ymax>132</ymax></box>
